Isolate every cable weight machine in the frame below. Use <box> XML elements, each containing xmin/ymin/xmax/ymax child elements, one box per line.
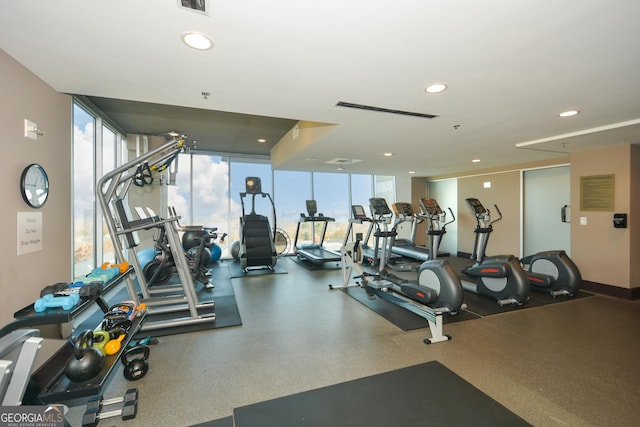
<box><xmin>97</xmin><ymin>136</ymin><xmax>216</xmax><ymax>332</ymax></box>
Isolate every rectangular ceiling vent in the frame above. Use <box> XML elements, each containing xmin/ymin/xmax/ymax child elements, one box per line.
<box><xmin>178</xmin><ymin>0</ymin><xmax>209</xmax><ymax>16</ymax></box>
<box><xmin>326</xmin><ymin>158</ymin><xmax>362</xmax><ymax>165</ymax></box>
<box><xmin>336</xmin><ymin>101</ymin><xmax>438</xmax><ymax>119</ymax></box>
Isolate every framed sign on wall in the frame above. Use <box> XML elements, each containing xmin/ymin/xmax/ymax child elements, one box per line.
<box><xmin>580</xmin><ymin>174</ymin><xmax>614</xmax><ymax>211</ymax></box>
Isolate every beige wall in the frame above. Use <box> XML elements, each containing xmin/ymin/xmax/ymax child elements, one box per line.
<box><xmin>457</xmin><ymin>171</ymin><xmax>521</xmax><ymax>257</ymax></box>
<box><xmin>0</xmin><ymin>49</ymin><xmax>72</xmax><ymax>326</ymax></box>
<box><xmin>571</xmin><ymin>144</ymin><xmax>636</xmax><ymax>289</ymax></box>
<box><xmin>413</xmin><ymin>145</ymin><xmax>639</xmax><ymax>293</ymax></box>
<box><xmin>631</xmin><ymin>145</ymin><xmax>640</xmax><ymax>285</ymax></box>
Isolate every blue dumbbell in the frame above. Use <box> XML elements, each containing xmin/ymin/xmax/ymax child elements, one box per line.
<box><xmin>34</xmin><ymin>293</ymin><xmax>80</xmax><ymax>312</ymax></box>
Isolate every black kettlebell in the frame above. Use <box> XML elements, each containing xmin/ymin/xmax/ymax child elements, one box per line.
<box><xmin>121</xmin><ymin>345</ymin><xmax>149</xmax><ymax>381</ymax></box>
<box><xmin>64</xmin><ymin>330</ymin><xmax>106</xmax><ymax>382</ymax></box>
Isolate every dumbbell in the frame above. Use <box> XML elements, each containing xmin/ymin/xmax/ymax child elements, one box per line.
<box><xmin>40</xmin><ymin>282</ymin><xmax>69</xmax><ymax>297</ymax></box>
<box><xmin>86</xmin><ymin>268</ymin><xmax>118</xmax><ymax>283</ymax></box>
<box><xmin>79</xmin><ymin>282</ymin><xmax>103</xmax><ymax>298</ymax></box>
<box><xmin>55</xmin><ymin>281</ymin><xmax>103</xmax><ymax>299</ymax></box>
<box><xmin>82</xmin><ymin>388</ymin><xmax>138</xmax><ymax>426</ymax></box>
<box><xmin>34</xmin><ymin>293</ymin><xmax>80</xmax><ymax>312</ymax></box>
<box><xmin>101</xmin><ymin>261</ymin><xmax>130</xmax><ymax>274</ymax></box>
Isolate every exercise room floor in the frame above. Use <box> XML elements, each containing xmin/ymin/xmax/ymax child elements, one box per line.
<box><xmin>64</xmin><ymin>256</ymin><xmax>640</xmax><ymax>426</ymax></box>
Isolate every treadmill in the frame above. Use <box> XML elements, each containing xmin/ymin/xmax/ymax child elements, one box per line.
<box><xmin>293</xmin><ymin>200</ymin><xmax>341</xmax><ymax>264</ymax></box>
<box><xmin>389</xmin><ymin>201</ymin><xmax>449</xmax><ymax>261</ymax></box>
<box><xmin>389</xmin><ymin>202</ymin><xmax>432</xmax><ymax>261</ymax></box>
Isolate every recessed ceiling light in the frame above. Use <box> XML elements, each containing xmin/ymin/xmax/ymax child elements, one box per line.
<box><xmin>383</xmin><ymin>152</ymin><xmax>393</xmax><ymax>157</ymax></box>
<box><xmin>408</xmin><ymin>170</ymin><xmax>415</xmax><ymax>174</ymax></box>
<box><xmin>425</xmin><ymin>83</ymin><xmax>448</xmax><ymax>94</ymax></box>
<box><xmin>182</xmin><ymin>32</ymin><xmax>213</xmax><ymax>50</ymax></box>
<box><xmin>472</xmin><ymin>159</ymin><xmax>481</xmax><ymax>163</ymax></box>
<box><xmin>257</xmin><ymin>138</ymin><xmax>266</xmax><ymax>143</ymax></box>
<box><xmin>559</xmin><ymin>110</ymin><xmax>580</xmax><ymax>118</ymax></box>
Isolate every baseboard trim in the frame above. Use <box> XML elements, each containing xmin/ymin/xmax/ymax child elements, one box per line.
<box><xmin>581</xmin><ymin>280</ymin><xmax>639</xmax><ymax>300</ymax></box>
<box><xmin>455</xmin><ymin>252</ymin><xmax>638</xmax><ymax>300</ymax></box>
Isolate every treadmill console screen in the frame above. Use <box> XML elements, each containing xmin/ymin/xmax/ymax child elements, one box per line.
<box><xmin>392</xmin><ymin>202</ymin><xmax>414</xmax><ymax>216</ymax></box>
<box><xmin>352</xmin><ymin>205</ymin><xmax>367</xmax><ymax>219</ymax></box>
<box><xmin>245</xmin><ymin>177</ymin><xmax>262</xmax><ymax>194</ymax></box>
<box><xmin>305</xmin><ymin>200</ymin><xmax>318</xmax><ymax>216</ymax></box>
<box><xmin>465</xmin><ymin>197</ymin><xmax>487</xmax><ymax>215</ymax></box>
<box><xmin>369</xmin><ymin>198</ymin><xmax>391</xmax><ymax>216</ymax></box>
<box><xmin>420</xmin><ymin>198</ymin><xmax>443</xmax><ymax>215</ymax></box>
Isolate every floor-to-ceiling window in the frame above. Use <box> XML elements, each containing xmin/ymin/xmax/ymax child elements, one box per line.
<box><xmin>374</xmin><ymin>175</ymin><xmax>396</xmax><ymax>203</ymax></box>
<box><xmin>100</xmin><ymin>126</ymin><xmax>119</xmax><ymax>264</ymax></box>
<box><xmin>72</xmin><ymin>99</ymin><xmax>127</xmax><ymax>276</ymax></box>
<box><xmin>168</xmin><ymin>153</ymin><xmax>231</xmax><ymax>256</ymax></box>
<box><xmin>312</xmin><ymin>172</ymin><xmax>349</xmax><ymax>251</ymax></box>
<box><xmin>73</xmin><ymin>103</ymin><xmax>96</xmax><ymax>276</ymax></box>
<box><xmin>273</xmin><ymin>170</ymin><xmax>312</xmax><ymax>251</ymax></box>
<box><xmin>164</xmin><ymin>154</ymin><xmax>396</xmax><ymax>258</ymax></box>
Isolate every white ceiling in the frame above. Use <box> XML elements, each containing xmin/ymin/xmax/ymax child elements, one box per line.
<box><xmin>2</xmin><ymin>0</ymin><xmax>640</xmax><ymax>176</ymax></box>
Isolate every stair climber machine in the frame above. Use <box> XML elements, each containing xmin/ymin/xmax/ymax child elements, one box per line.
<box><xmin>461</xmin><ymin>198</ymin><xmax>530</xmax><ymax>306</ymax></box>
<box><xmin>238</xmin><ymin>177</ymin><xmax>278</xmax><ymax>272</ymax></box>
<box><xmin>330</xmin><ymin>197</ymin><xmax>465</xmax><ymax>344</ymax></box>
<box><xmin>293</xmin><ymin>200</ymin><xmax>342</xmax><ymax>265</ymax></box>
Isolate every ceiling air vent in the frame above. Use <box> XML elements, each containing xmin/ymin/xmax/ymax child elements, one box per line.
<box><xmin>336</xmin><ymin>101</ymin><xmax>438</xmax><ymax>119</ymax></box>
<box><xmin>326</xmin><ymin>158</ymin><xmax>362</xmax><ymax>165</ymax></box>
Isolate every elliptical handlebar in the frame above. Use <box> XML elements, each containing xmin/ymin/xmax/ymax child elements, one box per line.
<box><xmin>490</xmin><ymin>204</ymin><xmax>503</xmax><ymax>225</ymax></box>
<box><xmin>443</xmin><ymin>207</ymin><xmax>456</xmax><ymax>228</ymax></box>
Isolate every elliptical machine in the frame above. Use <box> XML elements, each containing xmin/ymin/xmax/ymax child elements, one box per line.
<box><xmin>330</xmin><ymin>198</ymin><xmax>465</xmax><ymax>344</ymax></box>
<box><xmin>417</xmin><ymin>197</ymin><xmax>456</xmax><ymax>260</ymax></box>
<box><xmin>238</xmin><ymin>177</ymin><xmax>278</xmax><ymax>272</ymax></box>
<box><xmin>460</xmin><ymin>198</ymin><xmax>530</xmax><ymax>306</ymax></box>
<box><xmin>520</xmin><ymin>251</ymin><xmax>582</xmax><ymax>296</ymax></box>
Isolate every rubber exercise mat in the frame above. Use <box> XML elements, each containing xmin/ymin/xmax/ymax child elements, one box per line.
<box><xmin>189</xmin><ymin>416</ymin><xmax>234</xmax><ymax>427</ymax></box>
<box><xmin>227</xmin><ymin>260</ymin><xmax>287</xmax><ymax>278</ymax></box>
<box><xmin>132</xmin><ymin>270</ymin><xmax>242</xmax><ymax>338</ymax></box>
<box><xmin>459</xmin><ymin>290</ymin><xmax>542</xmax><ymax>316</ymax></box>
<box><xmin>528</xmin><ymin>289</ymin><xmax>593</xmax><ymax>305</ymax></box>
<box><xmin>232</xmin><ymin>361</ymin><xmax>531</xmax><ymax>427</ymax></box>
<box><xmin>341</xmin><ymin>286</ymin><xmax>481</xmax><ymax>331</ymax></box>
<box><xmin>290</xmin><ymin>256</ymin><xmax>342</xmax><ymax>271</ymax></box>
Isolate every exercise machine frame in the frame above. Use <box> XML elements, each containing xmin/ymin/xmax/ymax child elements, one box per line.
<box><xmin>331</xmin><ymin>198</ymin><xmax>465</xmax><ymax>344</ymax></box>
<box><xmin>97</xmin><ymin>137</ymin><xmax>216</xmax><ymax>333</ymax></box>
<box><xmin>330</xmin><ymin>241</ymin><xmax>456</xmax><ymax>344</ymax></box>
<box><xmin>238</xmin><ymin>176</ymin><xmax>278</xmax><ymax>272</ymax></box>
<box><xmin>462</xmin><ymin>197</ymin><xmax>530</xmax><ymax>306</ymax></box>
<box><xmin>294</xmin><ymin>200</ymin><xmax>341</xmax><ymax>265</ymax></box>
